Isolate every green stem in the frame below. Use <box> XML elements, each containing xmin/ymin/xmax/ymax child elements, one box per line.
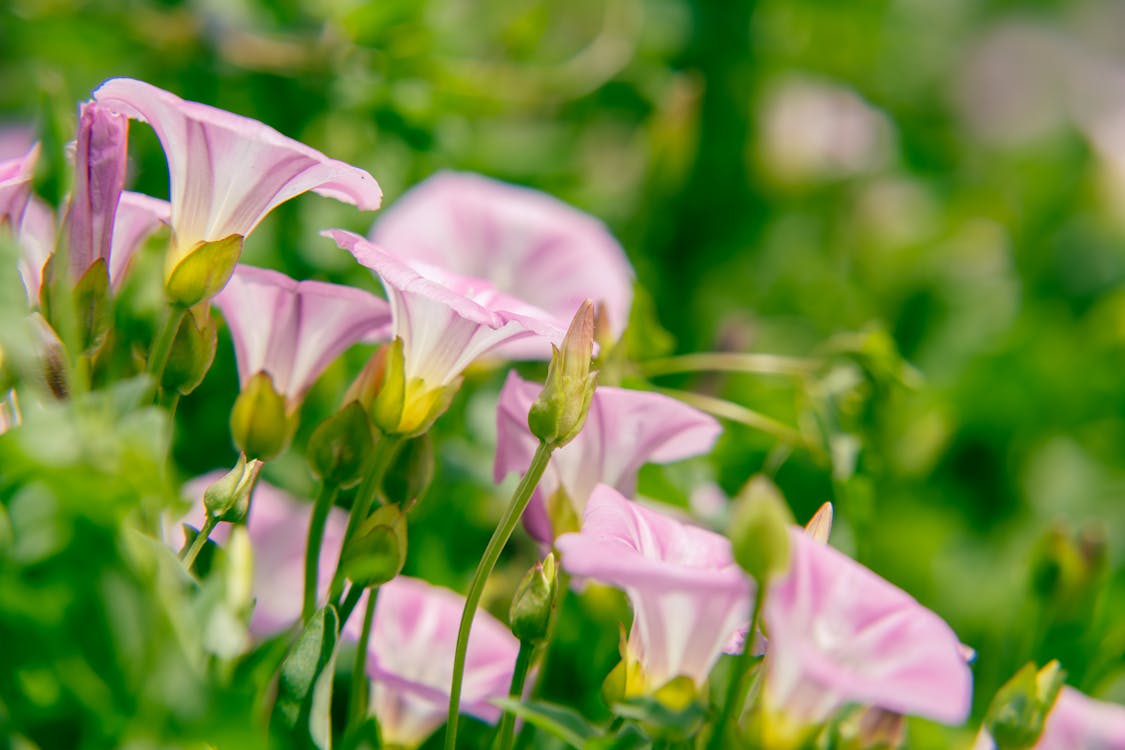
<box><xmin>641</xmin><ymin>352</ymin><xmax>816</xmax><ymax>378</ymax></box>
<box><xmin>146</xmin><ymin>305</ymin><xmax>186</xmax><ymax>398</ymax></box>
<box><xmin>338</xmin><ymin>584</ymin><xmax>365</xmax><ymax>630</ymax></box>
<box><xmin>493</xmin><ymin>641</ymin><xmax>535</xmax><ymax>750</ymax></box>
<box><xmin>652</xmin><ymin>386</ymin><xmax>807</xmax><ymax>448</ymax></box>
<box><xmin>708</xmin><ymin>584</ymin><xmax>766</xmax><ymax>750</ymax></box>
<box><xmin>348</xmin><ymin>587</ymin><xmax>379</xmax><ymax>734</ymax></box>
<box><xmin>181</xmin><ymin>514</ymin><xmax>219</xmax><ymax>570</ymax></box>
<box><xmin>445</xmin><ymin>441</ymin><xmax>555</xmax><ymax>750</ymax></box>
<box><xmin>303</xmin><ymin>482</ymin><xmax>340</xmax><ymax>622</ymax></box>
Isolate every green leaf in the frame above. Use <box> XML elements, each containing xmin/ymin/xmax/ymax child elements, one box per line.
<box><xmin>271</xmin><ymin>605</ymin><xmax>340</xmax><ymax>750</ymax></box>
<box><xmin>492</xmin><ymin>698</ymin><xmax>601</xmax><ymax>749</ymax></box>
<box><xmin>584</xmin><ymin>723</ymin><xmax>651</xmax><ymax>750</ymax></box>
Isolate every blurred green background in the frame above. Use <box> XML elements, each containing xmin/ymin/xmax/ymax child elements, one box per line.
<box><xmin>4</xmin><ymin>0</ymin><xmax>1125</xmax><ymax>746</ymax></box>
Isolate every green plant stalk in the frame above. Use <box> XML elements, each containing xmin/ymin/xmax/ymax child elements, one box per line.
<box><xmin>445</xmin><ymin>440</ymin><xmax>554</xmax><ymax>750</ymax></box>
<box><xmin>641</xmin><ymin>352</ymin><xmax>817</xmax><ymax>378</ymax></box>
<box><xmin>493</xmin><ymin>641</ymin><xmax>535</xmax><ymax>750</ymax></box>
<box><xmin>303</xmin><ymin>482</ymin><xmax>340</xmax><ymax>622</ymax></box>
<box><xmin>348</xmin><ymin>587</ymin><xmax>379</xmax><ymax>734</ymax></box>
<box><xmin>180</xmin><ymin>513</ymin><xmax>219</xmax><ymax>569</ymax></box>
<box><xmin>146</xmin><ymin>304</ymin><xmax>186</xmax><ymax>397</ymax></box>
<box><xmin>708</xmin><ymin>583</ymin><xmax>767</xmax><ymax>750</ymax></box>
<box><xmin>338</xmin><ymin>584</ymin><xmax>365</xmax><ymax>629</ymax></box>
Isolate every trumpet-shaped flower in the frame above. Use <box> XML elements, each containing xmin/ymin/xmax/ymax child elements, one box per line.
<box><xmin>213</xmin><ymin>264</ymin><xmax>391</xmax><ymax>409</ymax></box>
<box><xmin>556</xmin><ymin>484</ymin><xmax>752</xmax><ymax>691</ymax></box>
<box><xmin>371</xmin><ymin>171</ymin><xmax>634</xmax><ymax>348</ymax></box>
<box><xmin>759</xmin><ymin>529</ymin><xmax>972</xmax><ymax>740</ymax></box>
<box><xmin>496</xmin><ymin>372</ymin><xmax>721</xmax><ymax>540</ymax></box>
<box><xmin>92</xmin><ymin>78</ymin><xmax>382</xmax><ymax>304</ymax></box>
<box><xmin>325</xmin><ymin>229</ymin><xmax>563</xmax><ymax>433</ymax></box>
<box><xmin>0</xmin><ymin>143</ymin><xmax>38</xmax><ymax>229</ymax></box>
<box><xmin>177</xmin><ymin>474</ymin><xmax>348</xmax><ymax>636</ymax></box>
<box><xmin>343</xmin><ymin>576</ymin><xmax>519</xmax><ymax>749</ymax></box>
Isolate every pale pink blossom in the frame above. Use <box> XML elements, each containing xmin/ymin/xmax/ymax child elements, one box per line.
<box><xmin>0</xmin><ymin>143</ymin><xmax>38</xmax><ymax>230</ymax></box>
<box><xmin>16</xmin><ymin>196</ymin><xmax>56</xmax><ymax>305</ymax></box>
<box><xmin>106</xmin><ymin>191</ymin><xmax>170</xmax><ymax>289</ymax></box>
<box><xmin>343</xmin><ymin>576</ymin><xmax>519</xmax><ymax>749</ymax></box>
<box><xmin>496</xmin><ymin>371</ymin><xmax>721</xmax><ymax>541</ymax></box>
<box><xmin>92</xmin><ymin>78</ymin><xmax>381</xmax><ymax>286</ymax></box>
<box><xmin>556</xmin><ymin>484</ymin><xmax>752</xmax><ymax>690</ymax></box>
<box><xmin>760</xmin><ymin>529</ymin><xmax>972</xmax><ymax>735</ymax></box>
<box><xmin>371</xmin><ymin>171</ymin><xmax>634</xmax><ymax>349</ymax></box>
<box><xmin>178</xmin><ymin>475</ymin><xmax>348</xmax><ymax>637</ymax></box>
<box><xmin>213</xmin><ymin>264</ymin><xmax>391</xmax><ymax>408</ymax></box>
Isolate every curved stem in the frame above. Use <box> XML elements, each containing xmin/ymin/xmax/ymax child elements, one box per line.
<box><xmin>708</xmin><ymin>584</ymin><xmax>766</xmax><ymax>750</ymax></box>
<box><xmin>181</xmin><ymin>513</ymin><xmax>219</xmax><ymax>570</ymax></box>
<box><xmin>146</xmin><ymin>304</ymin><xmax>186</xmax><ymax>398</ymax></box>
<box><xmin>348</xmin><ymin>587</ymin><xmax>379</xmax><ymax>734</ymax></box>
<box><xmin>338</xmin><ymin>584</ymin><xmax>365</xmax><ymax>630</ymax></box>
<box><xmin>445</xmin><ymin>441</ymin><xmax>554</xmax><ymax>750</ymax></box>
<box><xmin>652</xmin><ymin>386</ymin><xmax>807</xmax><ymax>448</ymax></box>
<box><xmin>493</xmin><ymin>641</ymin><xmax>535</xmax><ymax>750</ymax></box>
<box><xmin>641</xmin><ymin>352</ymin><xmax>816</xmax><ymax>378</ymax></box>
<box><xmin>303</xmin><ymin>482</ymin><xmax>340</xmax><ymax>622</ymax></box>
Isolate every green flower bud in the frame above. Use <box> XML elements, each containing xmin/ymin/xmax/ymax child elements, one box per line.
<box><xmin>340</xmin><ymin>504</ymin><xmax>407</xmax><ymax>588</ymax></box>
<box><xmin>984</xmin><ymin>661</ymin><xmax>1065</xmax><ymax>750</ymax></box>
<box><xmin>372</xmin><ymin>337</ymin><xmax>460</xmax><ymax>437</ymax></box>
<box><xmin>165</xmin><ymin>233</ymin><xmax>243</xmax><ymax>306</ymax></box>
<box><xmin>230</xmin><ymin>371</ymin><xmax>295</xmax><ymax>461</ymax></box>
<box><xmin>308</xmin><ymin>402</ymin><xmax>374</xmax><ymax>489</ymax></box>
<box><xmin>729</xmin><ymin>475</ymin><xmax>794</xmax><ymax>585</ymax></box>
<box><xmin>528</xmin><ymin>300</ymin><xmax>598</xmax><ymax>447</ymax></box>
<box><xmin>203</xmin><ymin>453</ymin><xmax>264</xmax><ymax>523</ymax></box>
<box><xmin>509</xmin><ymin>553</ymin><xmax>558</xmax><ymax>644</ymax></box>
<box><xmin>162</xmin><ymin>303</ymin><xmax>218</xmax><ymax>396</ymax></box>
<box><xmin>383</xmin><ymin>433</ymin><xmax>434</xmax><ymax>508</ymax></box>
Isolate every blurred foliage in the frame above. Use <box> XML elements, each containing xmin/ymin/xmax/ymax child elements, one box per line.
<box><xmin>4</xmin><ymin>0</ymin><xmax>1125</xmax><ymax>746</ymax></box>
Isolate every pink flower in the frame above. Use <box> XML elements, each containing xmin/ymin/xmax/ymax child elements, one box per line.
<box><xmin>0</xmin><ymin>143</ymin><xmax>38</xmax><ymax>230</ymax></box>
<box><xmin>92</xmin><ymin>78</ymin><xmax>381</xmax><ymax>301</ymax></box>
<box><xmin>1036</xmin><ymin>687</ymin><xmax>1125</xmax><ymax>749</ymax></box>
<box><xmin>106</xmin><ymin>191</ymin><xmax>170</xmax><ymax>289</ymax></box>
<box><xmin>178</xmin><ymin>474</ymin><xmax>348</xmax><ymax>637</ymax></box>
<box><xmin>556</xmin><ymin>484</ymin><xmax>752</xmax><ymax>691</ymax></box>
<box><xmin>371</xmin><ymin>171</ymin><xmax>634</xmax><ymax>349</ymax></box>
<box><xmin>15</xmin><ymin>197</ymin><xmax>55</xmax><ymax>305</ymax></box>
<box><xmin>213</xmin><ymin>264</ymin><xmax>391</xmax><ymax>409</ymax></box>
<box><xmin>760</xmin><ymin>529</ymin><xmax>972</xmax><ymax>737</ymax></box>
<box><xmin>343</xmin><ymin>576</ymin><xmax>519</xmax><ymax>749</ymax></box>
<box><xmin>495</xmin><ymin>371</ymin><xmax>721</xmax><ymax>541</ymax></box>
<box><xmin>66</xmin><ymin>101</ymin><xmax>128</xmax><ymax>283</ymax></box>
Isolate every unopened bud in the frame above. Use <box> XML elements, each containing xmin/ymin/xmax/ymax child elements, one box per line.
<box><xmin>984</xmin><ymin>661</ymin><xmax>1065</xmax><ymax>750</ymax></box>
<box><xmin>729</xmin><ymin>475</ymin><xmax>794</xmax><ymax>584</ymax></box>
<box><xmin>203</xmin><ymin>453</ymin><xmax>263</xmax><ymax>523</ymax></box>
<box><xmin>308</xmin><ymin>402</ymin><xmax>374</xmax><ymax>489</ymax></box>
<box><xmin>510</xmin><ymin>553</ymin><xmax>558</xmax><ymax>644</ymax></box>
<box><xmin>372</xmin><ymin>337</ymin><xmax>460</xmax><ymax>436</ymax></box>
<box><xmin>383</xmin><ymin>433</ymin><xmax>434</xmax><ymax>507</ymax></box>
<box><xmin>230</xmin><ymin>371</ymin><xmax>295</xmax><ymax>460</ymax></box>
<box><xmin>165</xmin><ymin>233</ymin><xmax>243</xmax><ymax>306</ymax></box>
<box><xmin>340</xmin><ymin>504</ymin><xmax>407</xmax><ymax>588</ymax></box>
<box><xmin>162</xmin><ymin>303</ymin><xmax>218</xmax><ymax>395</ymax></box>
<box><xmin>804</xmin><ymin>502</ymin><xmax>833</xmax><ymax>544</ymax></box>
<box><xmin>528</xmin><ymin>300</ymin><xmax>598</xmax><ymax>447</ymax></box>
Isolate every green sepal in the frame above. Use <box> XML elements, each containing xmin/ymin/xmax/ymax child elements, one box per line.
<box><xmin>271</xmin><ymin>605</ymin><xmax>340</xmax><ymax>750</ymax></box>
<box><xmin>162</xmin><ymin>302</ymin><xmax>218</xmax><ymax>395</ymax></box>
<box><xmin>230</xmin><ymin>371</ymin><xmax>295</xmax><ymax>461</ymax></box>
<box><xmin>308</xmin><ymin>401</ymin><xmax>375</xmax><ymax>489</ymax></box>
<box><xmin>165</xmin><ymin>233</ymin><xmax>243</xmax><ymax>306</ymax></box>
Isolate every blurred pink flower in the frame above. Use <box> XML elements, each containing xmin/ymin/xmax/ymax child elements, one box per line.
<box><xmin>213</xmin><ymin>264</ymin><xmax>391</xmax><ymax>409</ymax></box>
<box><xmin>371</xmin><ymin>171</ymin><xmax>634</xmax><ymax>351</ymax></box>
<box><xmin>92</xmin><ymin>78</ymin><xmax>381</xmax><ymax>287</ymax></box>
<box><xmin>0</xmin><ymin>143</ymin><xmax>38</xmax><ymax>229</ymax></box>
<box><xmin>343</xmin><ymin>576</ymin><xmax>519</xmax><ymax>749</ymax></box>
<box><xmin>66</xmin><ymin>101</ymin><xmax>128</xmax><ymax>283</ymax></box>
<box><xmin>973</xmin><ymin>686</ymin><xmax>1125</xmax><ymax>750</ymax></box>
<box><xmin>178</xmin><ymin>474</ymin><xmax>348</xmax><ymax>637</ymax></box>
<box><xmin>495</xmin><ymin>371</ymin><xmax>721</xmax><ymax>541</ymax></box>
<box><xmin>556</xmin><ymin>484</ymin><xmax>752</xmax><ymax>690</ymax></box>
<box><xmin>760</xmin><ymin>529</ymin><xmax>972</xmax><ymax>737</ymax></box>
<box><xmin>15</xmin><ymin>197</ymin><xmax>55</xmax><ymax>305</ymax></box>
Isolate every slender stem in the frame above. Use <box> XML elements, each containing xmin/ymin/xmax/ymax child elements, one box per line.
<box><xmin>653</xmin><ymin>387</ymin><xmax>807</xmax><ymax>447</ymax></box>
<box><xmin>641</xmin><ymin>352</ymin><xmax>816</xmax><ymax>378</ymax></box>
<box><xmin>493</xmin><ymin>641</ymin><xmax>535</xmax><ymax>750</ymax></box>
<box><xmin>303</xmin><ymin>482</ymin><xmax>340</xmax><ymax>621</ymax></box>
<box><xmin>445</xmin><ymin>441</ymin><xmax>555</xmax><ymax>750</ymax></box>
<box><xmin>146</xmin><ymin>304</ymin><xmax>186</xmax><ymax>399</ymax></box>
<box><xmin>181</xmin><ymin>514</ymin><xmax>219</xmax><ymax>569</ymax></box>
<box><xmin>338</xmin><ymin>584</ymin><xmax>365</xmax><ymax>630</ymax></box>
<box><xmin>708</xmin><ymin>584</ymin><xmax>767</xmax><ymax>750</ymax></box>
<box><xmin>348</xmin><ymin>587</ymin><xmax>379</xmax><ymax>734</ymax></box>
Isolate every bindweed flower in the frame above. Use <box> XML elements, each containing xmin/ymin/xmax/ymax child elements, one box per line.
<box><xmin>370</xmin><ymin>171</ymin><xmax>634</xmax><ymax>351</ymax></box>
<box><xmin>66</xmin><ymin>101</ymin><xmax>127</xmax><ymax>285</ymax></box>
<box><xmin>556</xmin><ymin>484</ymin><xmax>752</xmax><ymax>693</ymax></box>
<box><xmin>343</xmin><ymin>576</ymin><xmax>519</xmax><ymax>749</ymax></box>
<box><xmin>105</xmin><ymin>191</ymin><xmax>170</xmax><ymax>290</ymax></box>
<box><xmin>0</xmin><ymin>143</ymin><xmax>38</xmax><ymax>236</ymax></box>
<box><xmin>496</xmin><ymin>372</ymin><xmax>721</xmax><ymax>540</ymax></box>
<box><xmin>325</xmin><ymin>229</ymin><xmax>564</xmax><ymax>435</ymax></box>
<box><xmin>178</xmin><ymin>474</ymin><xmax>348</xmax><ymax>636</ymax></box>
<box><xmin>757</xmin><ymin>529</ymin><xmax>972</xmax><ymax>747</ymax></box>
<box><xmin>1024</xmin><ymin>686</ymin><xmax>1125</xmax><ymax>749</ymax></box>
<box><xmin>92</xmin><ymin>78</ymin><xmax>382</xmax><ymax>306</ymax></box>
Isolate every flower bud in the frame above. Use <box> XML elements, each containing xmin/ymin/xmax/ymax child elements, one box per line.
<box><xmin>729</xmin><ymin>475</ymin><xmax>794</xmax><ymax>584</ymax></box>
<box><xmin>383</xmin><ymin>433</ymin><xmax>434</xmax><ymax>507</ymax></box>
<box><xmin>162</xmin><ymin>303</ymin><xmax>218</xmax><ymax>395</ymax></box>
<box><xmin>165</xmin><ymin>233</ymin><xmax>243</xmax><ymax>306</ymax></box>
<box><xmin>528</xmin><ymin>300</ymin><xmax>598</xmax><ymax>447</ymax></box>
<box><xmin>340</xmin><ymin>504</ymin><xmax>407</xmax><ymax>588</ymax></box>
<box><xmin>230</xmin><ymin>371</ymin><xmax>295</xmax><ymax>461</ymax></box>
<box><xmin>984</xmin><ymin>661</ymin><xmax>1065</xmax><ymax>750</ymax></box>
<box><xmin>308</xmin><ymin>401</ymin><xmax>374</xmax><ymax>489</ymax></box>
<box><xmin>372</xmin><ymin>337</ymin><xmax>460</xmax><ymax>436</ymax></box>
<box><xmin>203</xmin><ymin>453</ymin><xmax>264</xmax><ymax>523</ymax></box>
<box><xmin>509</xmin><ymin>553</ymin><xmax>558</xmax><ymax>644</ymax></box>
